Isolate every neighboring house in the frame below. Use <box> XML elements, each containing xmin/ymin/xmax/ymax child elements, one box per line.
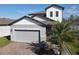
<box><xmin>0</xmin><ymin>18</ymin><xmax>13</xmax><ymax>37</ymax></box>
<box><xmin>10</xmin><ymin>4</ymin><xmax>64</xmax><ymax>43</ymax></box>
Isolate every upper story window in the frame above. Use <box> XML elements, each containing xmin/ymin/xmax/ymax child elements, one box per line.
<box><xmin>50</xmin><ymin>12</ymin><xmax>53</xmax><ymax>17</ymax></box>
<box><xmin>56</xmin><ymin>11</ymin><xmax>59</xmax><ymax>17</ymax></box>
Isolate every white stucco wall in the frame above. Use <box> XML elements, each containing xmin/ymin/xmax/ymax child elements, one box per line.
<box><xmin>13</xmin><ymin>19</ymin><xmax>37</xmax><ymax>25</ymax></box>
<box><xmin>11</xmin><ymin>19</ymin><xmax>46</xmax><ymax>43</ymax></box>
<box><xmin>46</xmin><ymin>7</ymin><xmax>63</xmax><ymax>22</ymax></box>
<box><xmin>0</xmin><ymin>26</ymin><xmax>10</xmax><ymax>37</ymax></box>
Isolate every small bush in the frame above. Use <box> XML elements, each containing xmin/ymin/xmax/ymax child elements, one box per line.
<box><xmin>4</xmin><ymin>35</ymin><xmax>10</xmax><ymax>40</ymax></box>
<box><xmin>32</xmin><ymin>41</ymin><xmax>55</xmax><ymax>55</ymax></box>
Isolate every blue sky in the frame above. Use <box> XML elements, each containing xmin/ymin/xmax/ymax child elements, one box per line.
<box><xmin>0</xmin><ymin>4</ymin><xmax>79</xmax><ymax>20</ymax></box>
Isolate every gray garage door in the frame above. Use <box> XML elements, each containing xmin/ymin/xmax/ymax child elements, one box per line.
<box><xmin>14</xmin><ymin>30</ymin><xmax>40</xmax><ymax>43</ymax></box>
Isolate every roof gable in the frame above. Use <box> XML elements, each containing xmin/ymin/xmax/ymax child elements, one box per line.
<box><xmin>45</xmin><ymin>4</ymin><xmax>64</xmax><ymax>10</ymax></box>
<box><xmin>10</xmin><ymin>16</ymin><xmax>46</xmax><ymax>27</ymax></box>
<box><xmin>13</xmin><ymin>19</ymin><xmax>38</xmax><ymax>25</ymax></box>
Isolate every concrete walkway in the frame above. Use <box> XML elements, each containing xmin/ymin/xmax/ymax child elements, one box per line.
<box><xmin>0</xmin><ymin>42</ymin><xmax>36</xmax><ymax>55</ymax></box>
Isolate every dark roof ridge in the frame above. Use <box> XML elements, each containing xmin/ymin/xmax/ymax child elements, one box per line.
<box><xmin>45</xmin><ymin>4</ymin><xmax>64</xmax><ymax>10</ymax></box>
<box><xmin>10</xmin><ymin>16</ymin><xmax>26</xmax><ymax>25</ymax></box>
<box><xmin>28</xmin><ymin>11</ymin><xmax>46</xmax><ymax>15</ymax></box>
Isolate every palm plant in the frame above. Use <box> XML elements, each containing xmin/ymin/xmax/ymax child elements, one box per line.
<box><xmin>48</xmin><ymin>20</ymin><xmax>79</xmax><ymax>55</ymax></box>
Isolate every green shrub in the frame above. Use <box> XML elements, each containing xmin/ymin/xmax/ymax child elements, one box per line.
<box><xmin>73</xmin><ymin>39</ymin><xmax>79</xmax><ymax>48</ymax></box>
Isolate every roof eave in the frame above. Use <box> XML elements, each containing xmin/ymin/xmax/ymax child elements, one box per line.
<box><xmin>45</xmin><ymin>4</ymin><xmax>64</xmax><ymax>11</ymax></box>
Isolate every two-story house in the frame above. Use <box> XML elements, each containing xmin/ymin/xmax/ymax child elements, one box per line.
<box><xmin>10</xmin><ymin>4</ymin><xmax>64</xmax><ymax>43</ymax></box>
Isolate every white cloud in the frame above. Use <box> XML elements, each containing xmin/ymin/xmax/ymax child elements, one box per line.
<box><xmin>65</xmin><ymin>6</ymin><xmax>79</xmax><ymax>15</ymax></box>
<box><xmin>16</xmin><ymin>8</ymin><xmax>37</xmax><ymax>14</ymax></box>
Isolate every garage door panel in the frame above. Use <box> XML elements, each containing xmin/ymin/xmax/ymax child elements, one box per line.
<box><xmin>14</xmin><ymin>30</ymin><xmax>39</xmax><ymax>43</ymax></box>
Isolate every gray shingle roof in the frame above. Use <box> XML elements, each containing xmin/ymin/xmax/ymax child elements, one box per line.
<box><xmin>0</xmin><ymin>18</ymin><xmax>14</xmax><ymax>26</ymax></box>
<box><xmin>29</xmin><ymin>11</ymin><xmax>46</xmax><ymax>15</ymax></box>
<box><xmin>31</xmin><ymin>15</ymin><xmax>57</xmax><ymax>25</ymax></box>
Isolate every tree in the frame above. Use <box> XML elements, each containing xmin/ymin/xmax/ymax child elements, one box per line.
<box><xmin>49</xmin><ymin>20</ymin><xmax>79</xmax><ymax>55</ymax></box>
<box><xmin>69</xmin><ymin>15</ymin><xmax>74</xmax><ymax>20</ymax></box>
<box><xmin>69</xmin><ymin>15</ymin><xmax>78</xmax><ymax>20</ymax></box>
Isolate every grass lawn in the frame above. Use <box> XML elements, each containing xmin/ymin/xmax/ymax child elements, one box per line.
<box><xmin>0</xmin><ymin>37</ymin><xmax>10</xmax><ymax>47</ymax></box>
<box><xmin>65</xmin><ymin>42</ymin><xmax>79</xmax><ymax>55</ymax></box>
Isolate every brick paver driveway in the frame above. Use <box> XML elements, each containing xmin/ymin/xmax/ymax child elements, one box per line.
<box><xmin>0</xmin><ymin>42</ymin><xmax>36</xmax><ymax>55</ymax></box>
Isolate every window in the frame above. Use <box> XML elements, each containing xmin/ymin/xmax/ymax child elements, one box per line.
<box><xmin>50</xmin><ymin>12</ymin><xmax>53</xmax><ymax>17</ymax></box>
<box><xmin>56</xmin><ymin>11</ymin><xmax>59</xmax><ymax>17</ymax></box>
